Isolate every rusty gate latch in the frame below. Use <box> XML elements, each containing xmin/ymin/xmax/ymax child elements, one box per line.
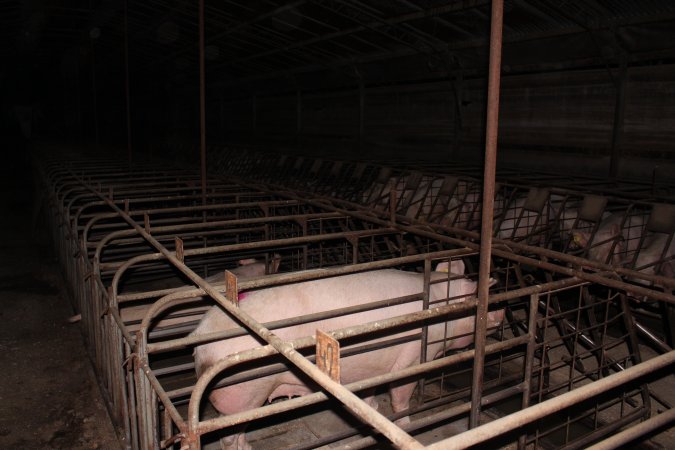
<box><xmin>316</xmin><ymin>329</ymin><xmax>340</xmax><ymax>383</ymax></box>
<box><xmin>225</xmin><ymin>270</ymin><xmax>238</xmax><ymax>306</ymax></box>
<box><xmin>174</xmin><ymin>237</ymin><xmax>184</xmax><ymax>262</ymax></box>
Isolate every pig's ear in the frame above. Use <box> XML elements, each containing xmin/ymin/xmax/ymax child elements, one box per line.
<box><xmin>489</xmin><ymin>277</ymin><xmax>498</xmax><ymax>287</ymax></box>
<box><xmin>451</xmin><ymin>259</ymin><xmax>466</xmax><ymax>275</ymax></box>
<box><xmin>435</xmin><ymin>259</ymin><xmax>465</xmax><ymax>275</ymax></box>
<box><xmin>238</xmin><ymin>258</ymin><xmax>257</xmax><ymax>266</ymax></box>
<box><xmin>571</xmin><ymin>230</ymin><xmax>589</xmax><ymax>247</ymax></box>
<box><xmin>269</xmin><ymin>254</ymin><xmax>281</xmax><ymax>274</ymax></box>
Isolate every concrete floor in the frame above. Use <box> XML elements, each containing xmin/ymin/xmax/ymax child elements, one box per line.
<box><xmin>0</xmin><ymin>147</ymin><xmax>120</xmax><ymax>449</ymax></box>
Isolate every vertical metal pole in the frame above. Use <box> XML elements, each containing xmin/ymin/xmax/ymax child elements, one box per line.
<box><xmin>199</xmin><ymin>0</ymin><xmax>207</xmax><ymax>206</ymax></box>
<box><xmin>608</xmin><ymin>58</ymin><xmax>627</xmax><ymax>179</ymax></box>
<box><xmin>358</xmin><ymin>80</ymin><xmax>365</xmax><ymax>147</ymax></box>
<box><xmin>451</xmin><ymin>70</ymin><xmax>463</xmax><ymax>159</ymax></box>
<box><xmin>124</xmin><ymin>0</ymin><xmax>133</xmax><ymax>164</ymax></box>
<box><xmin>252</xmin><ymin>94</ymin><xmax>257</xmax><ymax>132</ymax></box>
<box><xmin>518</xmin><ymin>293</ymin><xmax>539</xmax><ymax>449</ymax></box>
<box><xmin>76</xmin><ymin>59</ymin><xmax>83</xmax><ymax>139</ymax></box>
<box><xmin>90</xmin><ymin>39</ymin><xmax>100</xmax><ymax>151</ymax></box>
<box><xmin>220</xmin><ymin>93</ymin><xmax>225</xmax><ymax>140</ymax></box>
<box><xmin>470</xmin><ymin>0</ymin><xmax>504</xmax><ymax>429</ymax></box>
<box><xmin>297</xmin><ymin>90</ymin><xmax>302</xmax><ymax>147</ymax></box>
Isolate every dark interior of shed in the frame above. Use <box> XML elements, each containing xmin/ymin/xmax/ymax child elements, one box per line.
<box><xmin>2</xmin><ymin>2</ymin><xmax>675</xmax><ymax>450</ymax></box>
<box><xmin>2</xmin><ymin>1</ymin><xmax>675</xmax><ymax>179</ymax></box>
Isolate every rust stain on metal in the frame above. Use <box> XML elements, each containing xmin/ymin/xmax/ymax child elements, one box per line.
<box><xmin>225</xmin><ymin>270</ymin><xmax>238</xmax><ymax>306</ymax></box>
<box><xmin>316</xmin><ymin>329</ymin><xmax>340</xmax><ymax>383</ymax></box>
<box><xmin>175</xmin><ymin>236</ymin><xmax>184</xmax><ymax>262</ymax></box>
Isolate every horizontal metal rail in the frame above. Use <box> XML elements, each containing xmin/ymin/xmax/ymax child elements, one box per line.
<box><xmin>425</xmin><ymin>350</ymin><xmax>675</xmax><ymax>450</ymax></box>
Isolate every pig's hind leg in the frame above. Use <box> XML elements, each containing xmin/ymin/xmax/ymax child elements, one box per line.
<box><xmin>389</xmin><ymin>381</ymin><xmax>417</xmax><ymax>427</ymax></box>
<box><xmin>209</xmin><ymin>382</ymin><xmax>272</xmax><ymax>450</ymax></box>
<box><xmin>387</xmin><ymin>349</ymin><xmax>422</xmax><ymax>426</ymax></box>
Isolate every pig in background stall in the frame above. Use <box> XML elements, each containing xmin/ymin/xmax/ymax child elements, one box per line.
<box><xmin>569</xmin><ymin>204</ymin><xmax>675</xmax><ymax>287</ymax></box>
<box><xmin>191</xmin><ymin>259</ymin><xmax>503</xmax><ymax>450</ymax></box>
<box><xmin>120</xmin><ymin>256</ymin><xmax>281</xmax><ymax>333</ymax></box>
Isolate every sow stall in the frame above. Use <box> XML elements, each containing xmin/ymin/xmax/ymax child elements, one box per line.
<box><xmin>209</xmin><ymin>147</ymin><xmax>675</xmax><ymax>348</ymax></box>
<box><xmin>37</xmin><ymin>154</ymin><xmax>675</xmax><ymax>450</ymax></box>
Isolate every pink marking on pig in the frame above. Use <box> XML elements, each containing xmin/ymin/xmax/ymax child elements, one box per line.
<box><xmin>237</xmin><ymin>292</ymin><xmax>248</xmax><ymax>301</ymax></box>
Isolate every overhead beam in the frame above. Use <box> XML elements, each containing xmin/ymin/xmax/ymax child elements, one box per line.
<box><xmin>206</xmin><ymin>0</ymin><xmax>490</xmax><ymax>73</ymax></box>
<box><xmin>207</xmin><ymin>13</ymin><xmax>675</xmax><ymax>88</ymax></box>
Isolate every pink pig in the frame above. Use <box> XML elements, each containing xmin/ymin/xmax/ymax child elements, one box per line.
<box><xmin>121</xmin><ymin>256</ymin><xmax>280</xmax><ymax>331</ymax></box>
<box><xmin>626</xmin><ymin>233</ymin><xmax>675</xmax><ymax>288</ymax></box>
<box><xmin>192</xmin><ymin>260</ymin><xmax>502</xmax><ymax>450</ymax></box>
<box><xmin>570</xmin><ymin>213</ymin><xmax>645</xmax><ymax>265</ymax></box>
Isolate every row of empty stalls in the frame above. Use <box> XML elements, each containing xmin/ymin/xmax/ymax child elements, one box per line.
<box><xmin>36</xmin><ymin>143</ymin><xmax>675</xmax><ymax>450</ymax></box>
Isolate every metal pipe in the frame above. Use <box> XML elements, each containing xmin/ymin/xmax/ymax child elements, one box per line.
<box><xmin>145</xmin><ymin>268</ymin><xmax>584</xmax><ymax>355</ymax></box>
<box><xmin>334</xmin><ymin>382</ymin><xmax>526</xmax><ymax>450</ymax></box>
<box><xmin>636</xmin><ymin>321</ymin><xmax>673</xmax><ymax>353</ymax></box>
<box><xmin>189</xmin><ymin>333</ymin><xmax>528</xmax><ymax>435</ymax></box>
<box><xmin>124</xmin><ymin>0</ymin><xmax>132</xmax><ymax>164</ymax></box>
<box><xmin>426</xmin><ymin>350</ymin><xmax>675</xmax><ymax>450</ymax></box>
<box><xmin>471</xmin><ymin>0</ymin><xmax>504</xmax><ymax>428</ymax></box>
<box><xmin>586</xmin><ymin>408</ymin><xmax>675</xmax><ymax>450</ymax></box>
<box><xmin>66</xmin><ymin>171</ymin><xmax>424</xmax><ymax>450</ymax></box>
<box><xmin>199</xmin><ymin>0</ymin><xmax>207</xmax><ymax>206</ymax></box>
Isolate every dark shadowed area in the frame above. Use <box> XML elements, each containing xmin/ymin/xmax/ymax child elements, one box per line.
<box><xmin>0</xmin><ymin>145</ymin><xmax>120</xmax><ymax>449</ymax></box>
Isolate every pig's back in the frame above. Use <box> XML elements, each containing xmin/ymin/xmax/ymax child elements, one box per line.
<box><xmin>192</xmin><ymin>269</ymin><xmax>428</xmax><ymax>372</ymax></box>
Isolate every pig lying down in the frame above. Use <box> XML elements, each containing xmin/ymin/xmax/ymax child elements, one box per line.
<box><xmin>191</xmin><ymin>261</ymin><xmax>503</xmax><ymax>450</ymax></box>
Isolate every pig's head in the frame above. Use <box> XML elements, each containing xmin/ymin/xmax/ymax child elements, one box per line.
<box><xmin>571</xmin><ymin>223</ymin><xmax>624</xmax><ymax>265</ymax></box>
<box><xmin>237</xmin><ymin>254</ymin><xmax>281</xmax><ymax>275</ymax></box>
<box><xmin>569</xmin><ymin>229</ymin><xmax>590</xmax><ymax>249</ymax></box>
<box><xmin>434</xmin><ymin>259</ymin><xmax>465</xmax><ymax>275</ymax></box>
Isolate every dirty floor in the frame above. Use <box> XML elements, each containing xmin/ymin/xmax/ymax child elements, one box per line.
<box><xmin>0</xmin><ymin>146</ymin><xmax>120</xmax><ymax>449</ymax></box>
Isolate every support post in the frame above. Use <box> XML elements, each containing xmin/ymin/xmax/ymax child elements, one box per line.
<box><xmin>252</xmin><ymin>94</ymin><xmax>258</xmax><ymax>132</ymax></box>
<box><xmin>297</xmin><ymin>90</ymin><xmax>302</xmax><ymax>147</ymax></box>
<box><xmin>90</xmin><ymin>38</ymin><xmax>100</xmax><ymax>152</ymax></box>
<box><xmin>358</xmin><ymin>80</ymin><xmax>365</xmax><ymax>148</ymax></box>
<box><xmin>199</xmin><ymin>0</ymin><xmax>207</xmax><ymax>206</ymax></box>
<box><xmin>451</xmin><ymin>70</ymin><xmax>464</xmax><ymax>159</ymax></box>
<box><xmin>608</xmin><ymin>58</ymin><xmax>627</xmax><ymax>179</ymax></box>
<box><xmin>124</xmin><ymin>0</ymin><xmax>133</xmax><ymax>164</ymax></box>
<box><xmin>470</xmin><ymin>0</ymin><xmax>504</xmax><ymax>429</ymax></box>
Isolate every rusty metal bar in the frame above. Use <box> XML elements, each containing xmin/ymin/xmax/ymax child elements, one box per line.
<box><xmin>471</xmin><ymin>0</ymin><xmax>504</xmax><ymax>428</ymax></box>
<box><xmin>66</xmin><ymin>171</ymin><xmax>424</xmax><ymax>450</ymax></box>
<box><xmin>124</xmin><ymin>0</ymin><xmax>132</xmax><ymax>164</ymax></box>
<box><xmin>586</xmin><ymin>408</ymin><xmax>675</xmax><ymax>450</ymax></box>
<box><xmin>427</xmin><ymin>350</ymin><xmax>675</xmax><ymax>450</ymax></box>
<box><xmin>144</xmin><ymin>266</ymin><xmax>584</xmax><ymax>356</ymax></box>
<box><xmin>199</xmin><ymin>0</ymin><xmax>207</xmax><ymax>206</ymax></box>
<box><xmin>333</xmin><ymin>382</ymin><xmax>526</xmax><ymax>450</ymax></box>
<box><xmin>518</xmin><ymin>293</ymin><xmax>539</xmax><ymax>449</ymax></box>
<box><xmin>609</xmin><ymin>58</ymin><xmax>628</xmax><ymax>179</ymax></box>
<box><xmin>187</xmin><ymin>318</ymin><xmax>528</xmax><ymax>435</ymax></box>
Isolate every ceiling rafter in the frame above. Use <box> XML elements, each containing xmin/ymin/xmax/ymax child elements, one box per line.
<box><xmin>205</xmin><ymin>0</ymin><xmax>490</xmax><ymax>75</ymax></box>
